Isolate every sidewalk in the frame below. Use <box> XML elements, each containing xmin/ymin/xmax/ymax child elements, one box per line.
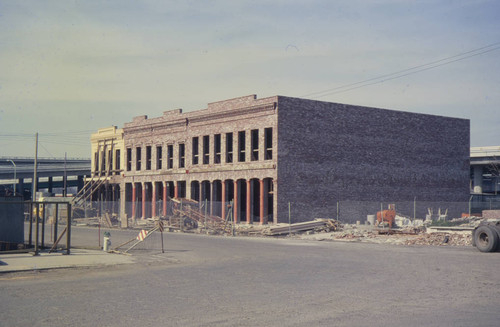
<box><xmin>0</xmin><ymin>249</ymin><xmax>135</xmax><ymax>273</ymax></box>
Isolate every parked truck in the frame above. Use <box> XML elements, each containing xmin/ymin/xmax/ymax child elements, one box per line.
<box><xmin>472</xmin><ymin>220</ymin><xmax>500</xmax><ymax>252</ymax></box>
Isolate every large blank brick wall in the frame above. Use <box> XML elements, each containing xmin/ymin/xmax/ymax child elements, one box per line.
<box><xmin>276</xmin><ymin>96</ymin><xmax>470</xmax><ymax>223</ymax></box>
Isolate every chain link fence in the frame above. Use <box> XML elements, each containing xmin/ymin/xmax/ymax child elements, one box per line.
<box><xmin>70</xmin><ymin>197</ymin><xmax>500</xmax><ymax>226</ymax></box>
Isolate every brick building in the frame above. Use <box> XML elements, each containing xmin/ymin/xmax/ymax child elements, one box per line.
<box><xmin>89</xmin><ymin>94</ymin><xmax>470</xmax><ymax>225</ymax></box>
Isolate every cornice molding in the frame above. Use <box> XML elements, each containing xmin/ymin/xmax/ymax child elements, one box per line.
<box><xmin>124</xmin><ymin>103</ymin><xmax>276</xmax><ymax>135</ymax></box>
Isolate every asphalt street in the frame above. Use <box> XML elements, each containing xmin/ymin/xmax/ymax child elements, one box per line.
<box><xmin>1</xmin><ymin>226</ymin><xmax>500</xmax><ymax>327</ymax></box>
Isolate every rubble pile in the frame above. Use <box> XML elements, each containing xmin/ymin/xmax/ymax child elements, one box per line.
<box><xmin>447</xmin><ymin>216</ymin><xmax>483</xmax><ymax>228</ymax></box>
<box><xmin>333</xmin><ymin>229</ymin><xmax>377</xmax><ymax>240</ymax></box>
<box><xmin>294</xmin><ymin>220</ymin><xmax>475</xmax><ymax>247</ymax></box>
<box><xmin>404</xmin><ymin>232</ymin><xmax>472</xmax><ymax>247</ymax></box>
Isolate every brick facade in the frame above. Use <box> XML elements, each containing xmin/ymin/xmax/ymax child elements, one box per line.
<box><xmin>277</xmin><ymin>96</ymin><xmax>470</xmax><ymax>222</ymax></box>
<box><xmin>91</xmin><ymin>94</ymin><xmax>470</xmax><ymax>224</ymax></box>
<box><xmin>120</xmin><ymin>95</ymin><xmax>278</xmax><ymax>223</ymax></box>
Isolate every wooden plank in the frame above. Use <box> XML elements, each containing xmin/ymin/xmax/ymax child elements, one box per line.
<box><xmin>48</xmin><ymin>227</ymin><xmax>67</xmax><ymax>253</ymax></box>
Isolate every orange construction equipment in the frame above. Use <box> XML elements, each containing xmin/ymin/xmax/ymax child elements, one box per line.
<box><xmin>377</xmin><ymin>209</ymin><xmax>396</xmax><ymax>228</ymax></box>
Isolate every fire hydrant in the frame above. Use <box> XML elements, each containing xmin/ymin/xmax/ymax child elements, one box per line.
<box><xmin>103</xmin><ymin>231</ymin><xmax>111</xmax><ymax>252</ymax></box>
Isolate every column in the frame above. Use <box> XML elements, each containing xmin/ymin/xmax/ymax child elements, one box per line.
<box><xmin>246</xmin><ymin>180</ymin><xmax>251</xmax><ymax>224</ymax></box>
<box><xmin>260</xmin><ymin>179</ymin><xmax>265</xmax><ymax>225</ymax></box>
<box><xmin>221</xmin><ymin>180</ymin><xmax>226</xmax><ymax>221</ymax></box>
<box><xmin>152</xmin><ymin>182</ymin><xmax>157</xmax><ymax>218</ymax></box>
<box><xmin>233</xmin><ymin>180</ymin><xmax>239</xmax><ymax>223</ymax></box>
<box><xmin>120</xmin><ymin>182</ymin><xmax>127</xmax><ymax>228</ymax></box>
<box><xmin>185</xmin><ymin>179</ymin><xmax>192</xmax><ymax>199</ymax></box>
<box><xmin>174</xmin><ymin>181</ymin><xmax>179</xmax><ymax>199</ymax></box>
<box><xmin>163</xmin><ymin>181</ymin><xmax>168</xmax><ymax>217</ymax></box>
<box><xmin>131</xmin><ymin>183</ymin><xmax>136</xmax><ymax>219</ymax></box>
<box><xmin>48</xmin><ymin>177</ymin><xmax>53</xmax><ymax>193</ymax></box>
<box><xmin>141</xmin><ymin>182</ymin><xmax>146</xmax><ymax>219</ymax></box>
<box><xmin>19</xmin><ymin>178</ymin><xmax>24</xmax><ymax>197</ymax></box>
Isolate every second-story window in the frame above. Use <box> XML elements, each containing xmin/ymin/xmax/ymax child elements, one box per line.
<box><xmin>203</xmin><ymin>135</ymin><xmax>209</xmax><ymax>164</ymax></box>
<box><xmin>265</xmin><ymin>127</ymin><xmax>273</xmax><ymax>160</ymax></box>
<box><xmin>94</xmin><ymin>151</ymin><xmax>99</xmax><ymax>173</ymax></box>
<box><xmin>238</xmin><ymin>131</ymin><xmax>246</xmax><ymax>162</ymax></box>
<box><xmin>156</xmin><ymin>146</ymin><xmax>162</xmax><ymax>170</ymax></box>
<box><xmin>226</xmin><ymin>132</ymin><xmax>233</xmax><ymax>163</ymax></box>
<box><xmin>251</xmin><ymin>129</ymin><xmax>259</xmax><ymax>161</ymax></box>
<box><xmin>179</xmin><ymin>143</ymin><xmax>185</xmax><ymax>168</ymax></box>
<box><xmin>192</xmin><ymin>137</ymin><xmax>199</xmax><ymax>165</ymax></box>
<box><xmin>167</xmin><ymin>145</ymin><xmax>173</xmax><ymax>169</ymax></box>
<box><xmin>136</xmin><ymin>147</ymin><xmax>141</xmax><ymax>170</ymax></box>
<box><xmin>146</xmin><ymin>146</ymin><xmax>152</xmax><ymax>170</ymax></box>
<box><xmin>214</xmin><ymin>134</ymin><xmax>221</xmax><ymax>164</ymax></box>
<box><xmin>101</xmin><ymin>150</ymin><xmax>106</xmax><ymax>172</ymax></box>
<box><xmin>126</xmin><ymin>148</ymin><xmax>132</xmax><ymax>171</ymax></box>
<box><xmin>115</xmin><ymin>149</ymin><xmax>121</xmax><ymax>175</ymax></box>
<box><xmin>108</xmin><ymin>149</ymin><xmax>113</xmax><ymax>172</ymax></box>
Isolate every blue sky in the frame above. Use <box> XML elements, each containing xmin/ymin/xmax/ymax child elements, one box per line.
<box><xmin>1</xmin><ymin>0</ymin><xmax>499</xmax><ymax>158</ymax></box>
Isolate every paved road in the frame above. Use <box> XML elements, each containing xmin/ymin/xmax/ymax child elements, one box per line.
<box><xmin>3</xmin><ymin>227</ymin><xmax>500</xmax><ymax>327</ymax></box>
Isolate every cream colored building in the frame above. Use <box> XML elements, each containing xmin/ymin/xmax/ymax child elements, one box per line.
<box><xmin>77</xmin><ymin>126</ymin><xmax>125</xmax><ymax>223</ymax></box>
<box><xmin>90</xmin><ymin>126</ymin><xmax>125</xmax><ymax>178</ymax></box>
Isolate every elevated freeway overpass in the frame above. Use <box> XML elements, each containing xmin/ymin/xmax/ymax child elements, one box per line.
<box><xmin>0</xmin><ymin>157</ymin><xmax>90</xmax><ymax>197</ymax></box>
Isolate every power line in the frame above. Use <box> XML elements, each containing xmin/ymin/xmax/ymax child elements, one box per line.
<box><xmin>40</xmin><ymin>140</ymin><xmax>89</xmax><ymax>147</ymax></box>
<box><xmin>38</xmin><ymin>142</ymin><xmax>56</xmax><ymax>159</ymax></box>
<box><xmin>0</xmin><ymin>129</ymin><xmax>93</xmax><ymax>136</ymax></box>
<box><xmin>300</xmin><ymin>41</ymin><xmax>500</xmax><ymax>99</ymax></box>
<box><xmin>0</xmin><ymin>133</ymin><xmax>89</xmax><ymax>148</ymax></box>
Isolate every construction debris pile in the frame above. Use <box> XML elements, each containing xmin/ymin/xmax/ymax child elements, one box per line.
<box><xmin>169</xmin><ymin>198</ymin><xmax>232</xmax><ymax>235</ymax></box>
<box><xmin>295</xmin><ymin>222</ymin><xmax>474</xmax><ymax>247</ymax></box>
<box><xmin>261</xmin><ymin>219</ymin><xmax>341</xmax><ymax>236</ymax></box>
<box><xmin>403</xmin><ymin>232</ymin><xmax>472</xmax><ymax>246</ymax></box>
<box><xmin>68</xmin><ymin>198</ymin><xmax>485</xmax><ymax>248</ymax></box>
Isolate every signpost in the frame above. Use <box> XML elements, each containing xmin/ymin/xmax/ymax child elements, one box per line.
<box><xmin>158</xmin><ymin>221</ymin><xmax>164</xmax><ymax>253</ymax></box>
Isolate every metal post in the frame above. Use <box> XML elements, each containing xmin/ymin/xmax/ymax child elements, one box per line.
<box><xmin>161</xmin><ymin>228</ymin><xmax>164</xmax><ymax>253</ymax></box>
<box><xmin>288</xmin><ymin>202</ymin><xmax>291</xmax><ymax>236</ymax></box>
<box><xmin>63</xmin><ymin>152</ymin><xmax>67</xmax><ymax>197</ymax></box>
<box><xmin>66</xmin><ymin>203</ymin><xmax>72</xmax><ymax>255</ymax></box>
<box><xmin>381</xmin><ymin>203</ymin><xmax>384</xmax><ymax>230</ymax></box>
<box><xmin>54</xmin><ymin>203</ymin><xmax>59</xmax><ymax>243</ymax></box>
<box><xmin>336</xmin><ymin>201</ymin><xmax>339</xmax><ymax>221</ymax></box>
<box><xmin>204</xmin><ymin>198</ymin><xmax>207</xmax><ymax>229</ymax></box>
<box><xmin>469</xmin><ymin>195</ymin><xmax>473</xmax><ymax>217</ymax></box>
<box><xmin>229</xmin><ymin>200</ymin><xmax>233</xmax><ymax>235</ymax></box>
<box><xmin>180</xmin><ymin>199</ymin><xmax>184</xmax><ymax>232</ymax></box>
<box><xmin>413</xmin><ymin>197</ymin><xmax>416</xmax><ymax>221</ymax></box>
<box><xmin>41</xmin><ymin>203</ymin><xmax>46</xmax><ymax>249</ymax></box>
<box><xmin>50</xmin><ymin>204</ymin><xmax>52</xmax><ymax>243</ymax></box>
<box><xmin>34</xmin><ymin>203</ymin><xmax>40</xmax><ymax>256</ymax></box>
<box><xmin>98</xmin><ymin>220</ymin><xmax>101</xmax><ymax>248</ymax></box>
<box><xmin>29</xmin><ymin>202</ymin><xmax>33</xmax><ymax>246</ymax></box>
<box><xmin>32</xmin><ymin>133</ymin><xmax>38</xmax><ymax>202</ymax></box>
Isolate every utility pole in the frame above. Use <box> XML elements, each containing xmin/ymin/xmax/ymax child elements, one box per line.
<box><xmin>63</xmin><ymin>152</ymin><xmax>67</xmax><ymax>197</ymax></box>
<box><xmin>32</xmin><ymin>132</ymin><xmax>38</xmax><ymax>201</ymax></box>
